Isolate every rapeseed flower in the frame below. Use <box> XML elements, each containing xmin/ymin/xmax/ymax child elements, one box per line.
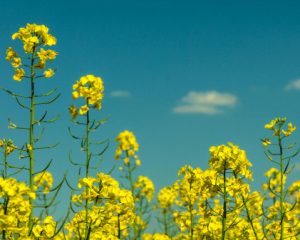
<box><xmin>11</xmin><ymin>58</ymin><xmax>22</xmax><ymax>68</ymax></box>
<box><xmin>70</xmin><ymin>75</ymin><xmax>104</xmax><ymax>118</ymax></box>
<box><xmin>44</xmin><ymin>68</ymin><xmax>55</xmax><ymax>78</ymax></box>
<box><xmin>263</xmin><ymin>138</ymin><xmax>271</xmax><ymax>148</ymax></box>
<box><xmin>13</xmin><ymin>68</ymin><xmax>25</xmax><ymax>81</ymax></box>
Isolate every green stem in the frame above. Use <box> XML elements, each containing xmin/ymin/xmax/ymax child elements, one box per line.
<box><xmin>43</xmin><ymin>193</ymin><xmax>48</xmax><ymax>216</ymax></box>
<box><xmin>86</xmin><ymin>100</ymin><xmax>90</xmax><ymax>239</ymax></box>
<box><xmin>278</xmin><ymin>130</ymin><xmax>284</xmax><ymax>240</ymax></box>
<box><xmin>2</xmin><ymin>198</ymin><xmax>9</xmax><ymax>240</ymax></box>
<box><xmin>29</xmin><ymin>47</ymin><xmax>36</xmax><ymax>231</ymax></box>
<box><xmin>189</xmin><ymin>177</ymin><xmax>194</xmax><ymax>240</ymax></box>
<box><xmin>118</xmin><ymin>213</ymin><xmax>121</xmax><ymax>239</ymax></box>
<box><xmin>167</xmin><ymin>207</ymin><xmax>171</xmax><ymax>237</ymax></box>
<box><xmin>189</xmin><ymin>201</ymin><xmax>194</xmax><ymax>240</ymax></box>
<box><xmin>164</xmin><ymin>208</ymin><xmax>167</xmax><ymax>235</ymax></box>
<box><xmin>127</xmin><ymin>157</ymin><xmax>137</xmax><ymax>240</ymax></box>
<box><xmin>222</xmin><ymin>165</ymin><xmax>227</xmax><ymax>240</ymax></box>
<box><xmin>4</xmin><ymin>147</ymin><xmax>7</xmax><ymax>179</ymax></box>
<box><xmin>242</xmin><ymin>195</ymin><xmax>259</xmax><ymax>240</ymax></box>
<box><xmin>138</xmin><ymin>195</ymin><xmax>143</xmax><ymax>240</ymax></box>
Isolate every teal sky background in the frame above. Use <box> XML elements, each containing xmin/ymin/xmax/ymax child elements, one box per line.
<box><xmin>1</xmin><ymin>0</ymin><xmax>300</xmax><ymax>232</ymax></box>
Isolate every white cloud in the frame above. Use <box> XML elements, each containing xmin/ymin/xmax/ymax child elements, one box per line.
<box><xmin>285</xmin><ymin>79</ymin><xmax>300</xmax><ymax>90</ymax></box>
<box><xmin>173</xmin><ymin>90</ymin><xmax>237</xmax><ymax>114</ymax></box>
<box><xmin>110</xmin><ymin>91</ymin><xmax>131</xmax><ymax>97</ymax></box>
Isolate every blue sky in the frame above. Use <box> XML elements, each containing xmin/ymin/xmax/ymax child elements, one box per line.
<box><xmin>1</xmin><ymin>0</ymin><xmax>300</xmax><ymax>232</ymax></box>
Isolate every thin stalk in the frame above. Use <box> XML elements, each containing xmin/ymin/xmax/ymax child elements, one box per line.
<box><xmin>167</xmin><ymin>207</ymin><xmax>171</xmax><ymax>237</ymax></box>
<box><xmin>118</xmin><ymin>213</ymin><xmax>121</xmax><ymax>239</ymax></box>
<box><xmin>242</xmin><ymin>195</ymin><xmax>259</xmax><ymax>240</ymax></box>
<box><xmin>189</xmin><ymin>201</ymin><xmax>194</xmax><ymax>240</ymax></box>
<box><xmin>85</xmin><ymin>100</ymin><xmax>90</xmax><ymax>239</ymax></box>
<box><xmin>4</xmin><ymin>148</ymin><xmax>7</xmax><ymax>179</ymax></box>
<box><xmin>278</xmin><ymin>130</ymin><xmax>284</xmax><ymax>240</ymax></box>
<box><xmin>138</xmin><ymin>195</ymin><xmax>143</xmax><ymax>240</ymax></box>
<box><xmin>29</xmin><ymin>47</ymin><xmax>36</xmax><ymax>230</ymax></box>
<box><xmin>164</xmin><ymin>209</ymin><xmax>167</xmax><ymax>235</ymax></box>
<box><xmin>127</xmin><ymin>156</ymin><xmax>137</xmax><ymax>240</ymax></box>
<box><xmin>2</xmin><ymin>198</ymin><xmax>8</xmax><ymax>240</ymax></box>
<box><xmin>189</xmin><ymin>177</ymin><xmax>194</xmax><ymax>240</ymax></box>
<box><xmin>2</xmin><ymin>144</ymin><xmax>7</xmax><ymax>239</ymax></box>
<box><xmin>222</xmin><ymin>165</ymin><xmax>227</xmax><ymax>240</ymax></box>
<box><xmin>43</xmin><ymin>193</ymin><xmax>48</xmax><ymax>216</ymax></box>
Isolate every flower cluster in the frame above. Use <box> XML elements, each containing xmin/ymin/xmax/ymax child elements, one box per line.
<box><xmin>115</xmin><ymin>130</ymin><xmax>140</xmax><ymax>165</ymax></box>
<box><xmin>143</xmin><ymin>233</ymin><xmax>171</xmax><ymax>240</ymax></box>
<box><xmin>12</xmin><ymin>23</ymin><xmax>56</xmax><ymax>53</ymax></box>
<box><xmin>72</xmin><ymin>174</ymin><xmax>118</xmax><ymax>204</ymax></box>
<box><xmin>0</xmin><ymin>138</ymin><xmax>17</xmax><ymax>157</ymax></box>
<box><xmin>32</xmin><ymin>216</ymin><xmax>57</xmax><ymax>238</ymax></box>
<box><xmin>6</xmin><ymin>23</ymin><xmax>58</xmax><ymax>81</ymax></box>
<box><xmin>70</xmin><ymin>75</ymin><xmax>104</xmax><ymax>119</ymax></box>
<box><xmin>156</xmin><ymin>186</ymin><xmax>178</xmax><ymax>209</ymax></box>
<box><xmin>0</xmin><ymin>178</ymin><xmax>36</xmax><ymax>238</ymax></box>
<box><xmin>262</xmin><ymin>168</ymin><xmax>287</xmax><ymax>197</ymax></box>
<box><xmin>67</xmin><ymin>173</ymin><xmax>135</xmax><ymax>239</ymax></box>
<box><xmin>134</xmin><ymin>176</ymin><xmax>155</xmax><ymax>202</ymax></box>
<box><xmin>208</xmin><ymin>142</ymin><xmax>253</xmax><ymax>180</ymax></box>
<box><xmin>172</xmin><ymin>142</ymin><xmax>255</xmax><ymax>239</ymax></box>
<box><xmin>33</xmin><ymin>171</ymin><xmax>54</xmax><ymax>194</ymax></box>
<box><xmin>264</xmin><ymin>118</ymin><xmax>296</xmax><ymax>138</ymax></box>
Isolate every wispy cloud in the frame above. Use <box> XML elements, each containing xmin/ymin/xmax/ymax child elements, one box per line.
<box><xmin>285</xmin><ymin>79</ymin><xmax>300</xmax><ymax>90</ymax></box>
<box><xmin>110</xmin><ymin>91</ymin><xmax>131</xmax><ymax>97</ymax></box>
<box><xmin>173</xmin><ymin>90</ymin><xmax>237</xmax><ymax>114</ymax></box>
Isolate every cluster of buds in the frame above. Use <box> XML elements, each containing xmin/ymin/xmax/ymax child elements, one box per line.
<box><xmin>0</xmin><ymin>138</ymin><xmax>17</xmax><ymax>157</ymax></box>
<box><xmin>263</xmin><ymin>118</ymin><xmax>297</xmax><ymax>148</ymax></box>
<box><xmin>115</xmin><ymin>130</ymin><xmax>140</xmax><ymax>165</ymax></box>
<box><xmin>70</xmin><ymin>75</ymin><xmax>104</xmax><ymax>119</ymax></box>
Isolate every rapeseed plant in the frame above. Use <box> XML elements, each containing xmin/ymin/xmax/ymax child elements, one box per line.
<box><xmin>2</xmin><ymin>23</ymin><xmax>300</xmax><ymax>240</ymax></box>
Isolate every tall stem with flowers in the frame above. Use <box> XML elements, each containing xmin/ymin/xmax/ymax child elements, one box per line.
<box><xmin>262</xmin><ymin>118</ymin><xmax>299</xmax><ymax>240</ymax></box>
<box><xmin>115</xmin><ymin>131</ymin><xmax>155</xmax><ymax>240</ymax></box>
<box><xmin>4</xmin><ymin>23</ymin><xmax>64</xmax><ymax>231</ymax></box>
<box><xmin>66</xmin><ymin>76</ymin><xmax>136</xmax><ymax>240</ymax></box>
<box><xmin>68</xmin><ymin>74</ymin><xmax>107</xmax><ymax>238</ymax></box>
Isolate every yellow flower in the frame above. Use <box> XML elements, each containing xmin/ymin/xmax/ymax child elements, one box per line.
<box><xmin>69</xmin><ymin>105</ymin><xmax>78</xmax><ymax>120</ymax></box>
<box><xmin>263</xmin><ymin>138</ymin><xmax>271</xmax><ymax>148</ymax></box>
<box><xmin>265</xmin><ymin>120</ymin><xmax>276</xmax><ymax>130</ymax></box>
<box><xmin>44</xmin><ymin>68</ymin><xmax>55</xmax><ymax>78</ymax></box>
<box><xmin>34</xmin><ymin>60</ymin><xmax>46</xmax><ymax>69</ymax></box>
<box><xmin>6</xmin><ymin>47</ymin><xmax>17</xmax><ymax>61</ymax></box>
<box><xmin>0</xmin><ymin>140</ymin><xmax>3</xmax><ymax>148</ymax></box>
<box><xmin>13</xmin><ymin>68</ymin><xmax>25</xmax><ymax>81</ymax></box>
<box><xmin>72</xmin><ymin>91</ymin><xmax>79</xmax><ymax>100</ymax></box>
<box><xmin>11</xmin><ymin>58</ymin><xmax>22</xmax><ymax>68</ymax></box>
<box><xmin>119</xmin><ymin>167</ymin><xmax>123</xmax><ymax>171</ymax></box>
<box><xmin>79</xmin><ymin>105</ymin><xmax>89</xmax><ymax>115</ymax></box>
<box><xmin>124</xmin><ymin>157</ymin><xmax>130</xmax><ymax>164</ymax></box>
<box><xmin>92</xmin><ymin>100</ymin><xmax>102</xmax><ymax>110</ymax></box>
<box><xmin>23</xmin><ymin>36</ymin><xmax>39</xmax><ymax>53</ymax></box>
<box><xmin>136</xmin><ymin>160</ymin><xmax>141</xmax><ymax>166</ymax></box>
<box><xmin>282</xmin><ymin>123</ymin><xmax>296</xmax><ymax>137</ymax></box>
<box><xmin>37</xmin><ymin>48</ymin><xmax>58</xmax><ymax>63</ymax></box>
